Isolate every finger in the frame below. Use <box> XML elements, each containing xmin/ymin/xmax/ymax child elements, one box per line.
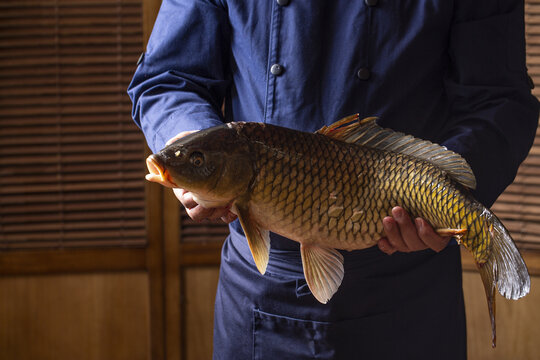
<box><xmin>174</xmin><ymin>188</ymin><xmax>234</xmax><ymax>222</ymax></box>
<box><xmin>175</xmin><ymin>189</ymin><xmax>199</xmax><ymax>210</ymax></box>
<box><xmin>186</xmin><ymin>205</ymin><xmax>220</xmax><ymax>222</ymax></box>
<box><xmin>221</xmin><ymin>211</ymin><xmax>238</xmax><ymax>224</ymax></box>
<box><xmin>391</xmin><ymin>207</ymin><xmax>426</xmax><ymax>252</ymax></box>
<box><xmin>377</xmin><ymin>237</ymin><xmax>397</xmax><ymax>255</ymax></box>
<box><xmin>415</xmin><ymin>218</ymin><xmax>451</xmax><ymax>252</ymax></box>
<box><xmin>165</xmin><ymin>130</ymin><xmax>197</xmax><ymax>146</ymax></box>
<box><xmin>194</xmin><ymin>206</ymin><xmax>235</xmax><ymax>222</ymax></box>
<box><xmin>206</xmin><ymin>207</ymin><xmax>232</xmax><ymax>221</ymax></box>
<box><xmin>382</xmin><ymin>216</ymin><xmax>408</xmax><ymax>252</ymax></box>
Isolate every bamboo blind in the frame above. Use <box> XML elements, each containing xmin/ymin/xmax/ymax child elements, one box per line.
<box><xmin>0</xmin><ymin>0</ymin><xmax>146</xmax><ymax>249</ymax></box>
<box><xmin>181</xmin><ymin>2</ymin><xmax>540</xmax><ymax>249</ymax></box>
<box><xmin>491</xmin><ymin>0</ymin><xmax>540</xmax><ymax>250</ymax></box>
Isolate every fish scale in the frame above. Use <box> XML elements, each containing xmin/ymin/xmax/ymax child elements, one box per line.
<box><xmin>245</xmin><ymin>123</ymin><xmax>466</xmax><ymax>252</ymax></box>
<box><xmin>145</xmin><ymin>115</ymin><xmax>530</xmax><ymax>346</ymax></box>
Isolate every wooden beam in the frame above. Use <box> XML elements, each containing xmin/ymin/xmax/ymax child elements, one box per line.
<box><xmin>145</xmin><ymin>175</ymin><xmax>166</xmax><ymax>360</ymax></box>
<box><xmin>0</xmin><ymin>247</ymin><xmax>146</xmax><ymax>275</ymax></box>
<box><xmin>177</xmin><ymin>241</ymin><xmax>540</xmax><ymax>275</ymax></box>
<box><xmin>179</xmin><ymin>241</ymin><xmax>223</xmax><ymax>266</ymax></box>
<box><xmin>163</xmin><ymin>190</ymin><xmax>182</xmax><ymax>360</ymax></box>
<box><xmin>143</xmin><ymin>0</ymin><xmax>161</xmax><ymax>45</ymax></box>
<box><xmin>141</xmin><ymin>1</ymin><xmax>169</xmax><ymax>358</ymax></box>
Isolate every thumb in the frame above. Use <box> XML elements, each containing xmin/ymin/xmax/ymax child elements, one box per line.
<box><xmin>165</xmin><ymin>130</ymin><xmax>197</xmax><ymax>146</ymax></box>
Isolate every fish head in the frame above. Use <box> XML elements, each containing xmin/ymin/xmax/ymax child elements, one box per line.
<box><xmin>145</xmin><ymin>125</ymin><xmax>254</xmax><ymax>205</ymax></box>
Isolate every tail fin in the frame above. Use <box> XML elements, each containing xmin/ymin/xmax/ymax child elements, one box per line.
<box><xmin>477</xmin><ymin>212</ymin><xmax>530</xmax><ymax>347</ymax></box>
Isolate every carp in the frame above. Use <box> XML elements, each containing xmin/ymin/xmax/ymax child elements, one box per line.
<box><xmin>145</xmin><ymin>114</ymin><xmax>530</xmax><ymax>346</ymax></box>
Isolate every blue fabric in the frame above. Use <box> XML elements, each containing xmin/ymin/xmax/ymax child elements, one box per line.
<box><xmin>129</xmin><ymin>0</ymin><xmax>539</xmax><ymax>359</ymax></box>
<box><xmin>217</xmin><ymin>232</ymin><xmax>466</xmax><ymax>359</ymax></box>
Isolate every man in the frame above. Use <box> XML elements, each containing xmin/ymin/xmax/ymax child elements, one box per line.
<box><xmin>129</xmin><ymin>1</ymin><xmax>539</xmax><ymax>358</ymax></box>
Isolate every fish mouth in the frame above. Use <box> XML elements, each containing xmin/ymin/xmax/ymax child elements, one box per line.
<box><xmin>145</xmin><ymin>154</ymin><xmax>178</xmax><ymax>188</ymax></box>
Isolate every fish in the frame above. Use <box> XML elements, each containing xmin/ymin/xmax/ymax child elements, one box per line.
<box><xmin>145</xmin><ymin>114</ymin><xmax>530</xmax><ymax>346</ymax></box>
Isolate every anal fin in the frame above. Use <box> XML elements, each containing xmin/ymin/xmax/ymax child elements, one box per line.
<box><xmin>233</xmin><ymin>204</ymin><xmax>270</xmax><ymax>275</ymax></box>
<box><xmin>300</xmin><ymin>244</ymin><xmax>344</xmax><ymax>304</ymax></box>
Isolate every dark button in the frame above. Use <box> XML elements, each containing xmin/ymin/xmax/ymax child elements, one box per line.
<box><xmin>271</xmin><ymin>64</ymin><xmax>284</xmax><ymax>76</ymax></box>
<box><xmin>357</xmin><ymin>68</ymin><xmax>371</xmax><ymax>80</ymax></box>
<box><xmin>277</xmin><ymin>0</ymin><xmax>290</xmax><ymax>5</ymax></box>
<box><xmin>365</xmin><ymin>0</ymin><xmax>378</xmax><ymax>6</ymax></box>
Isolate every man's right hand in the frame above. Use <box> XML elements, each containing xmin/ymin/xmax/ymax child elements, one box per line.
<box><xmin>173</xmin><ymin>188</ymin><xmax>238</xmax><ymax>223</ymax></box>
<box><xmin>167</xmin><ymin>131</ymin><xmax>238</xmax><ymax>224</ymax></box>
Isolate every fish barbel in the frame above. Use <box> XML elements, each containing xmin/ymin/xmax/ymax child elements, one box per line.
<box><xmin>145</xmin><ymin>114</ymin><xmax>530</xmax><ymax>346</ymax></box>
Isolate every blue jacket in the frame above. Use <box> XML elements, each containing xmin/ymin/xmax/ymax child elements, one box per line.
<box><xmin>129</xmin><ymin>0</ymin><xmax>538</xmax><ymax>207</ymax></box>
<box><xmin>129</xmin><ymin>1</ymin><xmax>539</xmax><ymax>358</ymax></box>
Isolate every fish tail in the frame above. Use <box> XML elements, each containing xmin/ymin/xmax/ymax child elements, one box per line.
<box><xmin>475</xmin><ymin>210</ymin><xmax>530</xmax><ymax>347</ymax></box>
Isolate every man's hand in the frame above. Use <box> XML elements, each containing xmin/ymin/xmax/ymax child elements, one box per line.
<box><xmin>377</xmin><ymin>206</ymin><xmax>450</xmax><ymax>255</ymax></box>
<box><xmin>173</xmin><ymin>188</ymin><xmax>237</xmax><ymax>223</ymax></box>
<box><xmin>165</xmin><ymin>130</ymin><xmax>197</xmax><ymax>146</ymax></box>
<box><xmin>167</xmin><ymin>131</ymin><xmax>238</xmax><ymax>224</ymax></box>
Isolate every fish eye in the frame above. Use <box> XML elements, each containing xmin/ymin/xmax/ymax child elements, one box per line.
<box><xmin>189</xmin><ymin>151</ymin><xmax>204</xmax><ymax>167</ymax></box>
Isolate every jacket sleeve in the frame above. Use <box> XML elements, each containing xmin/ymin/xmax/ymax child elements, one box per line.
<box><xmin>441</xmin><ymin>0</ymin><xmax>540</xmax><ymax>206</ymax></box>
<box><xmin>127</xmin><ymin>0</ymin><xmax>230</xmax><ymax>153</ymax></box>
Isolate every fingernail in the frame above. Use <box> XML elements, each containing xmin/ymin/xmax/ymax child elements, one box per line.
<box><xmin>415</xmin><ymin>218</ymin><xmax>423</xmax><ymax>230</ymax></box>
<box><xmin>380</xmin><ymin>244</ymin><xmax>391</xmax><ymax>255</ymax></box>
<box><xmin>393</xmin><ymin>207</ymin><xmax>403</xmax><ymax>220</ymax></box>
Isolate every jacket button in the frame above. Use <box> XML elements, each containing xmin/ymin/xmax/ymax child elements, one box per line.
<box><xmin>365</xmin><ymin>0</ymin><xmax>378</xmax><ymax>6</ymax></box>
<box><xmin>357</xmin><ymin>68</ymin><xmax>371</xmax><ymax>80</ymax></box>
<box><xmin>277</xmin><ymin>0</ymin><xmax>290</xmax><ymax>6</ymax></box>
<box><xmin>271</xmin><ymin>64</ymin><xmax>284</xmax><ymax>76</ymax></box>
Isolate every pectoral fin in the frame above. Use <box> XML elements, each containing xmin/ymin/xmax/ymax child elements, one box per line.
<box><xmin>300</xmin><ymin>244</ymin><xmax>344</xmax><ymax>304</ymax></box>
<box><xmin>234</xmin><ymin>204</ymin><xmax>270</xmax><ymax>275</ymax></box>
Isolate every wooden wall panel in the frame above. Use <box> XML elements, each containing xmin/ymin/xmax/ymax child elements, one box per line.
<box><xmin>463</xmin><ymin>272</ymin><xmax>540</xmax><ymax>360</ymax></box>
<box><xmin>0</xmin><ymin>272</ymin><xmax>150</xmax><ymax>360</ymax></box>
<box><xmin>178</xmin><ymin>265</ymin><xmax>540</xmax><ymax>360</ymax></box>
<box><xmin>183</xmin><ymin>267</ymin><xmax>219</xmax><ymax>360</ymax></box>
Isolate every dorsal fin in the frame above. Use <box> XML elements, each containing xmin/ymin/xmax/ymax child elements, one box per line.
<box><xmin>317</xmin><ymin>114</ymin><xmax>477</xmax><ymax>190</ymax></box>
